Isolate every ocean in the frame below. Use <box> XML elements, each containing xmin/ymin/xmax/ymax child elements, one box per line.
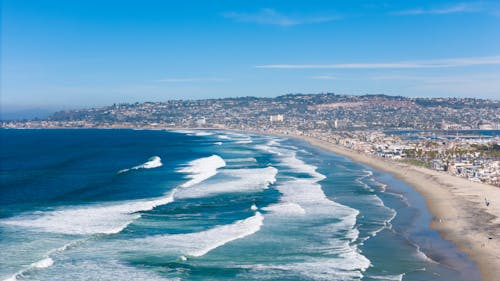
<box><xmin>0</xmin><ymin>129</ymin><xmax>479</xmax><ymax>281</ymax></box>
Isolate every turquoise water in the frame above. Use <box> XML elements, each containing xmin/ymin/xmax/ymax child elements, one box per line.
<box><xmin>0</xmin><ymin>129</ymin><xmax>479</xmax><ymax>280</ymax></box>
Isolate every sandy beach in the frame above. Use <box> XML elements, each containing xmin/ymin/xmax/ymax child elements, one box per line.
<box><xmin>292</xmin><ymin>135</ymin><xmax>500</xmax><ymax>281</ymax></box>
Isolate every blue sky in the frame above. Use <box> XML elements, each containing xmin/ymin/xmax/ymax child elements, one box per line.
<box><xmin>1</xmin><ymin>0</ymin><xmax>499</xmax><ymax>110</ymax></box>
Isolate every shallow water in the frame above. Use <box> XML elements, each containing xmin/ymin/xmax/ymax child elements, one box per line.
<box><xmin>0</xmin><ymin>129</ymin><xmax>479</xmax><ymax>280</ymax></box>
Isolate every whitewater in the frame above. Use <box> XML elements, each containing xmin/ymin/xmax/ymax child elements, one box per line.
<box><xmin>0</xmin><ymin>129</ymin><xmax>478</xmax><ymax>281</ymax></box>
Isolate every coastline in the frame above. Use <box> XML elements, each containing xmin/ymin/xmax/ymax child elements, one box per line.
<box><xmin>291</xmin><ymin>134</ymin><xmax>500</xmax><ymax>281</ymax></box>
<box><xmin>2</xmin><ymin>127</ymin><xmax>499</xmax><ymax>279</ymax></box>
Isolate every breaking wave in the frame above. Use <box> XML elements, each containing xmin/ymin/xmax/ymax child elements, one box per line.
<box><xmin>177</xmin><ymin>155</ymin><xmax>226</xmax><ymax>188</ymax></box>
<box><xmin>175</xmin><ymin>167</ymin><xmax>277</xmax><ymax>199</ymax></box>
<box><xmin>118</xmin><ymin>156</ymin><xmax>162</xmax><ymax>174</ymax></box>
<box><xmin>133</xmin><ymin>212</ymin><xmax>264</xmax><ymax>258</ymax></box>
<box><xmin>1</xmin><ymin>193</ymin><xmax>175</xmax><ymax>235</ymax></box>
<box><xmin>255</xmin><ymin>139</ymin><xmax>371</xmax><ymax>278</ymax></box>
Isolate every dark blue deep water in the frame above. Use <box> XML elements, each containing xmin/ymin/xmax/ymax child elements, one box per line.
<box><xmin>0</xmin><ymin>129</ymin><xmax>479</xmax><ymax>280</ymax></box>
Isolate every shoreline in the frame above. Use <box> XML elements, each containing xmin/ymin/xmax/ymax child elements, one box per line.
<box><xmin>3</xmin><ymin>127</ymin><xmax>499</xmax><ymax>279</ymax></box>
<box><xmin>290</xmin><ymin>134</ymin><xmax>499</xmax><ymax>281</ymax></box>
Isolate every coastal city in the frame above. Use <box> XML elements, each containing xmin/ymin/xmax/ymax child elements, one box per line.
<box><xmin>3</xmin><ymin>93</ymin><xmax>499</xmax><ymax>186</ymax></box>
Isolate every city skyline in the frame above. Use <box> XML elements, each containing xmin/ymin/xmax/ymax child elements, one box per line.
<box><xmin>2</xmin><ymin>0</ymin><xmax>500</xmax><ymax>113</ymax></box>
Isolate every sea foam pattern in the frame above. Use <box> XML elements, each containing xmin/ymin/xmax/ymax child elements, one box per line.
<box><xmin>2</xmin><ymin>154</ymin><xmax>227</xmax><ymax>235</ymax></box>
<box><xmin>175</xmin><ymin>167</ymin><xmax>277</xmax><ymax>199</ymax></box>
<box><xmin>0</xmin><ymin>129</ymin><xmax>474</xmax><ymax>281</ymax></box>
<box><xmin>254</xmin><ymin>139</ymin><xmax>371</xmax><ymax>279</ymax></box>
<box><xmin>2</xmin><ymin>193</ymin><xmax>175</xmax><ymax>235</ymax></box>
<box><xmin>132</xmin><ymin>212</ymin><xmax>264</xmax><ymax>258</ymax></box>
<box><xmin>0</xmin><ymin>153</ymin><xmax>227</xmax><ymax>280</ymax></box>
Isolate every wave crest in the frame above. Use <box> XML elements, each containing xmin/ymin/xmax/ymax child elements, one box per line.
<box><xmin>1</xmin><ymin>193</ymin><xmax>175</xmax><ymax>235</ymax></box>
<box><xmin>133</xmin><ymin>212</ymin><xmax>264</xmax><ymax>257</ymax></box>
<box><xmin>177</xmin><ymin>155</ymin><xmax>226</xmax><ymax>188</ymax></box>
<box><xmin>118</xmin><ymin>156</ymin><xmax>162</xmax><ymax>174</ymax></box>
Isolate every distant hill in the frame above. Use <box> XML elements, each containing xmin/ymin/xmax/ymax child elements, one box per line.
<box><xmin>0</xmin><ymin>108</ymin><xmax>54</xmax><ymax>121</ymax></box>
<box><xmin>3</xmin><ymin>93</ymin><xmax>499</xmax><ymax>131</ymax></box>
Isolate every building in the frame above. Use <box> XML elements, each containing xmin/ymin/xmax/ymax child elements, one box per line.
<box><xmin>269</xmin><ymin>114</ymin><xmax>284</xmax><ymax>122</ymax></box>
<box><xmin>196</xmin><ymin>117</ymin><xmax>206</xmax><ymax>126</ymax></box>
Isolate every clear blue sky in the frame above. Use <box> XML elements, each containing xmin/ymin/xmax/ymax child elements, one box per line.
<box><xmin>1</xmin><ymin>0</ymin><xmax>499</xmax><ymax>110</ymax></box>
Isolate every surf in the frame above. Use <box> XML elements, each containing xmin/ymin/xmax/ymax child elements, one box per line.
<box><xmin>175</xmin><ymin>166</ymin><xmax>277</xmax><ymax>199</ymax></box>
<box><xmin>118</xmin><ymin>156</ymin><xmax>162</xmax><ymax>174</ymax></box>
<box><xmin>131</xmin><ymin>211</ymin><xmax>264</xmax><ymax>258</ymax></box>
<box><xmin>1</xmin><ymin>192</ymin><xmax>175</xmax><ymax>235</ymax></box>
<box><xmin>177</xmin><ymin>155</ymin><xmax>226</xmax><ymax>188</ymax></box>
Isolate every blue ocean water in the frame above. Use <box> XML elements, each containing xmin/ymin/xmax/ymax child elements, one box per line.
<box><xmin>0</xmin><ymin>129</ymin><xmax>479</xmax><ymax>281</ymax></box>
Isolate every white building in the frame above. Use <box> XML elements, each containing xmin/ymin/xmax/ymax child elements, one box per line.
<box><xmin>270</xmin><ymin>114</ymin><xmax>284</xmax><ymax>122</ymax></box>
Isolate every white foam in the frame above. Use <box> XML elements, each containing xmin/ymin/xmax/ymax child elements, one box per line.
<box><xmin>193</xmin><ymin>131</ymin><xmax>214</xmax><ymax>136</ymax></box>
<box><xmin>2</xmin><ymin>155</ymin><xmax>226</xmax><ymax>235</ymax></box>
<box><xmin>356</xmin><ymin>178</ymin><xmax>375</xmax><ymax>192</ymax></box>
<box><xmin>369</xmin><ymin>273</ymin><xmax>405</xmax><ymax>280</ymax></box>
<box><xmin>239</xmin><ymin>258</ymin><xmax>368</xmax><ymax>280</ymax></box>
<box><xmin>235</xmin><ymin>138</ymin><xmax>253</xmax><ymax>144</ymax></box>
<box><xmin>255</xmin><ymin>142</ymin><xmax>352</xmax><ymax>218</ymax></box>
<box><xmin>31</xmin><ymin>257</ymin><xmax>54</xmax><ymax>269</ymax></box>
<box><xmin>254</xmin><ymin>138</ymin><xmax>370</xmax><ymax>277</ymax></box>
<box><xmin>3</xmin><ymin>275</ymin><xmax>16</xmax><ymax>281</ymax></box>
<box><xmin>175</xmin><ymin>167</ymin><xmax>277</xmax><ymax>199</ymax></box>
<box><xmin>368</xmin><ymin>207</ymin><xmax>397</xmax><ymax>238</ymax></box>
<box><xmin>3</xmin><ymin>258</ymin><xmax>55</xmax><ymax>281</ymax></box>
<box><xmin>0</xmin><ymin>238</ymin><xmax>88</xmax><ymax>281</ymax></box>
<box><xmin>225</xmin><ymin>157</ymin><xmax>257</xmax><ymax>163</ymax></box>
<box><xmin>267</xmin><ymin>139</ymin><xmax>282</xmax><ymax>146</ymax></box>
<box><xmin>262</xmin><ymin>202</ymin><xmax>306</xmax><ymax>215</ymax></box>
<box><xmin>30</xmin><ymin>259</ymin><xmax>173</xmax><ymax>281</ymax></box>
<box><xmin>415</xmin><ymin>244</ymin><xmax>438</xmax><ymax>263</ymax></box>
<box><xmin>2</xmin><ymin>193</ymin><xmax>174</xmax><ymax>235</ymax></box>
<box><xmin>257</xmin><ymin>143</ymin><xmax>325</xmax><ymax>181</ymax></box>
<box><xmin>118</xmin><ymin>156</ymin><xmax>162</xmax><ymax>173</ymax></box>
<box><xmin>177</xmin><ymin>155</ymin><xmax>226</xmax><ymax>188</ymax></box>
<box><xmin>225</xmin><ymin>132</ymin><xmax>248</xmax><ymax>138</ymax></box>
<box><xmin>252</xmin><ymin>236</ymin><xmax>371</xmax><ymax>279</ymax></box>
<box><xmin>214</xmin><ymin>141</ymin><xmax>223</xmax><ymax>145</ymax></box>
<box><xmin>218</xmin><ymin>133</ymin><xmax>253</xmax><ymax>144</ymax></box>
<box><xmin>377</xmin><ymin>183</ymin><xmax>388</xmax><ymax>192</ymax></box>
<box><xmin>282</xmin><ymin>154</ymin><xmax>326</xmax><ymax>180</ymax></box>
<box><xmin>134</xmin><ymin>212</ymin><xmax>264</xmax><ymax>257</ymax></box>
<box><xmin>268</xmin><ymin>178</ymin><xmax>359</xmax><ymax>227</ymax></box>
<box><xmin>171</xmin><ymin>129</ymin><xmax>196</xmax><ymax>134</ymax></box>
<box><xmin>362</xmin><ymin>169</ymin><xmax>373</xmax><ymax>177</ymax></box>
<box><xmin>355</xmin><ymin>170</ymin><xmax>379</xmax><ymax>192</ymax></box>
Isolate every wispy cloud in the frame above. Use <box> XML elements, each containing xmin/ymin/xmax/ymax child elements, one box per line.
<box><xmin>368</xmin><ymin>73</ymin><xmax>500</xmax><ymax>82</ymax></box>
<box><xmin>372</xmin><ymin>73</ymin><xmax>500</xmax><ymax>97</ymax></box>
<box><xmin>310</xmin><ymin>75</ymin><xmax>337</xmax><ymax>80</ymax></box>
<box><xmin>392</xmin><ymin>1</ymin><xmax>499</xmax><ymax>16</ymax></box>
<box><xmin>256</xmin><ymin>55</ymin><xmax>500</xmax><ymax>69</ymax></box>
<box><xmin>156</xmin><ymin>77</ymin><xmax>228</xmax><ymax>83</ymax></box>
<box><xmin>223</xmin><ymin>8</ymin><xmax>340</xmax><ymax>26</ymax></box>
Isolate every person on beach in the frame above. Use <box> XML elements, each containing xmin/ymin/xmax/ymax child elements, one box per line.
<box><xmin>485</xmin><ymin>197</ymin><xmax>490</xmax><ymax>207</ymax></box>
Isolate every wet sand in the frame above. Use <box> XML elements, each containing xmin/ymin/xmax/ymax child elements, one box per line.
<box><xmin>294</xmin><ymin>135</ymin><xmax>500</xmax><ymax>281</ymax></box>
